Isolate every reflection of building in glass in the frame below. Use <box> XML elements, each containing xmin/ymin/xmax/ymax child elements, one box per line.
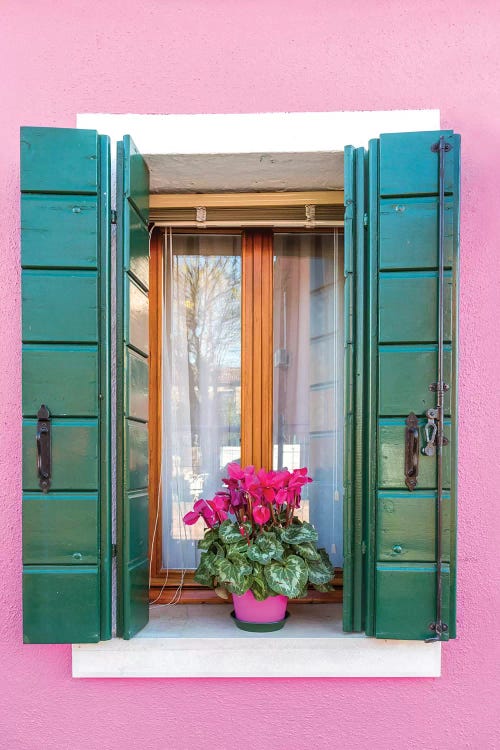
<box><xmin>273</xmin><ymin>232</ymin><xmax>344</xmax><ymax>564</ymax></box>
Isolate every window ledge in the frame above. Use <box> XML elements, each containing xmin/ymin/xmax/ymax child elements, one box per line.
<box><xmin>72</xmin><ymin>603</ymin><xmax>440</xmax><ymax>678</ymax></box>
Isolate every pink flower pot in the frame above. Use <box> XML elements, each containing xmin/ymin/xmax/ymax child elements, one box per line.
<box><xmin>232</xmin><ymin>589</ymin><xmax>288</xmax><ymax>623</ymax></box>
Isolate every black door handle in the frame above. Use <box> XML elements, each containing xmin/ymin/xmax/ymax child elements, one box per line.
<box><xmin>404</xmin><ymin>412</ymin><xmax>419</xmax><ymax>491</ymax></box>
<box><xmin>36</xmin><ymin>404</ymin><xmax>51</xmax><ymax>493</ymax></box>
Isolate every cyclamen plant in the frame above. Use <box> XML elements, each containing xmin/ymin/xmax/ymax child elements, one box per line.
<box><xmin>183</xmin><ymin>464</ymin><xmax>334</xmax><ymax>600</ymax></box>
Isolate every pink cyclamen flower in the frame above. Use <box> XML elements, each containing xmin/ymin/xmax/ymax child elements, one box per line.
<box><xmin>252</xmin><ymin>504</ymin><xmax>271</xmax><ymax>526</ymax></box>
<box><xmin>256</xmin><ymin>468</ymin><xmax>279</xmax><ymax>503</ymax></box>
<box><xmin>183</xmin><ymin>510</ymin><xmax>201</xmax><ymax>525</ymax></box>
<box><xmin>289</xmin><ymin>467</ymin><xmax>312</xmax><ymax>489</ymax></box>
<box><xmin>227</xmin><ymin>463</ymin><xmax>246</xmax><ymax>481</ymax></box>
<box><xmin>182</xmin><ymin>498</ymin><xmax>218</xmax><ymax>528</ymax></box>
<box><xmin>274</xmin><ymin>487</ymin><xmax>288</xmax><ymax>505</ymax></box>
<box><xmin>211</xmin><ymin>493</ymin><xmax>230</xmax><ymax>512</ymax></box>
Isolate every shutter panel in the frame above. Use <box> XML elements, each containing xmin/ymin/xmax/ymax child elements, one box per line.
<box><xmin>116</xmin><ymin>135</ymin><xmax>150</xmax><ymax>639</ymax></box>
<box><xmin>21</xmin><ymin>127</ymin><xmax>111</xmax><ymax>643</ymax></box>
<box><xmin>366</xmin><ymin>130</ymin><xmax>460</xmax><ymax>640</ymax></box>
<box><xmin>343</xmin><ymin>146</ymin><xmax>367</xmax><ymax>633</ymax></box>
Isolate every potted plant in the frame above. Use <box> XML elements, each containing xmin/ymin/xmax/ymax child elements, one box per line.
<box><xmin>183</xmin><ymin>464</ymin><xmax>335</xmax><ymax>631</ymax></box>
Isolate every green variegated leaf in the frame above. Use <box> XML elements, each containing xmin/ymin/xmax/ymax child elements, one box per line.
<box><xmin>318</xmin><ymin>547</ymin><xmax>332</xmax><ymax>566</ymax></box>
<box><xmin>227</xmin><ymin>553</ymin><xmax>252</xmax><ymax>575</ymax></box>
<box><xmin>194</xmin><ymin>551</ymin><xmax>216</xmax><ymax>586</ymax></box>
<box><xmin>251</xmin><ymin>573</ymin><xmax>269</xmax><ymax>601</ymax></box>
<box><xmin>214</xmin><ymin>541</ymin><xmax>225</xmax><ymax>557</ymax></box>
<box><xmin>307</xmin><ymin>557</ymin><xmax>334</xmax><ymax>585</ymax></box>
<box><xmin>293</xmin><ymin>542</ymin><xmax>321</xmax><ymax>561</ymax></box>
<box><xmin>247</xmin><ymin>531</ymin><xmax>283</xmax><ymax>564</ymax></box>
<box><xmin>198</xmin><ymin>529</ymin><xmax>218</xmax><ymax>550</ymax></box>
<box><xmin>227</xmin><ymin>575</ymin><xmax>252</xmax><ymax>596</ymax></box>
<box><xmin>219</xmin><ymin>520</ymin><xmax>244</xmax><ymax>544</ymax></box>
<box><xmin>213</xmin><ymin>556</ymin><xmax>234</xmax><ymax>582</ymax></box>
<box><xmin>264</xmin><ymin>555</ymin><xmax>308</xmax><ymax>598</ymax></box>
<box><xmin>247</xmin><ymin>544</ymin><xmax>273</xmax><ymax>564</ymax></box>
<box><xmin>226</xmin><ymin>539</ymin><xmax>249</xmax><ymax>557</ymax></box>
<box><xmin>213</xmin><ymin>556</ymin><xmax>252</xmax><ymax>594</ymax></box>
<box><xmin>312</xmin><ymin>582</ymin><xmax>333</xmax><ymax>593</ymax></box>
<box><xmin>281</xmin><ymin>521</ymin><xmax>318</xmax><ymax>544</ymax></box>
<box><xmin>251</xmin><ymin>562</ymin><xmax>265</xmax><ymax>579</ymax></box>
<box><xmin>258</xmin><ymin>531</ymin><xmax>284</xmax><ymax>559</ymax></box>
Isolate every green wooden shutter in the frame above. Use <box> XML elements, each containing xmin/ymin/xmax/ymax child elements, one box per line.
<box><xmin>345</xmin><ymin>130</ymin><xmax>460</xmax><ymax>640</ymax></box>
<box><xmin>116</xmin><ymin>135</ymin><xmax>150</xmax><ymax>639</ymax></box>
<box><xmin>21</xmin><ymin>127</ymin><xmax>111</xmax><ymax>643</ymax></box>
<box><xmin>343</xmin><ymin>146</ymin><xmax>367</xmax><ymax>633</ymax></box>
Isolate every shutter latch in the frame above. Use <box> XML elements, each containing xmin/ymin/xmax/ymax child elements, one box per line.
<box><xmin>111</xmin><ymin>209</ymin><xmax>117</xmax><ymax>225</ymax></box>
<box><xmin>404</xmin><ymin>412</ymin><xmax>419</xmax><ymax>490</ymax></box>
<box><xmin>36</xmin><ymin>404</ymin><xmax>51</xmax><ymax>493</ymax></box>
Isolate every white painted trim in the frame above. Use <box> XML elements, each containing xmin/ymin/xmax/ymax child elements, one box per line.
<box><xmin>74</xmin><ymin>109</ymin><xmax>443</xmax><ymax>678</ymax></box>
<box><xmin>72</xmin><ymin>605</ymin><xmax>441</xmax><ymax>678</ymax></box>
<box><xmin>77</xmin><ymin>109</ymin><xmax>440</xmax><ymax>153</ymax></box>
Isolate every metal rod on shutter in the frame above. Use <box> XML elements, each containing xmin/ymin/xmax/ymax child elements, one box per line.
<box><xmin>426</xmin><ymin>136</ymin><xmax>452</xmax><ymax>642</ymax></box>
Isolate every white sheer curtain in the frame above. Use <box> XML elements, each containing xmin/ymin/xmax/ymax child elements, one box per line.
<box><xmin>162</xmin><ymin>232</ymin><xmax>242</xmax><ymax>570</ymax></box>
<box><xmin>273</xmin><ymin>232</ymin><xmax>344</xmax><ymax>566</ymax></box>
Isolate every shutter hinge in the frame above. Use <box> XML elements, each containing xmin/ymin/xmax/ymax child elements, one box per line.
<box><xmin>112</xmin><ymin>543</ymin><xmax>117</xmax><ymax>558</ymax></box>
<box><xmin>429</xmin><ymin>381</ymin><xmax>450</xmax><ymax>393</ymax></box>
<box><xmin>431</xmin><ymin>140</ymin><xmax>452</xmax><ymax>153</ymax></box>
<box><xmin>363</xmin><ymin>213</ymin><xmax>368</xmax><ymax>227</ymax></box>
<box><xmin>361</xmin><ymin>541</ymin><xmax>367</xmax><ymax>555</ymax></box>
<box><xmin>111</xmin><ymin>210</ymin><xmax>117</xmax><ymax>225</ymax></box>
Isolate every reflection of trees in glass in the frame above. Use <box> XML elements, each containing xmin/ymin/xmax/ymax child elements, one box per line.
<box><xmin>174</xmin><ymin>252</ymin><xmax>241</xmax><ymax>482</ymax></box>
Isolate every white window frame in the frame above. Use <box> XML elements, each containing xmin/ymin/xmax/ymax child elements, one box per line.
<box><xmin>73</xmin><ymin>109</ymin><xmax>442</xmax><ymax>678</ymax></box>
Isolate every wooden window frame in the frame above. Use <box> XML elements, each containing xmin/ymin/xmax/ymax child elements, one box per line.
<box><xmin>148</xmin><ymin>226</ymin><xmax>343</xmax><ymax>604</ymax></box>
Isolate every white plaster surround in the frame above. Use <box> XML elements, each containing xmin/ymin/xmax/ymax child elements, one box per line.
<box><xmin>77</xmin><ymin>110</ymin><xmax>440</xmax><ymax>154</ymax></box>
<box><xmin>73</xmin><ymin>604</ymin><xmax>441</xmax><ymax>679</ymax></box>
<box><xmin>77</xmin><ymin>109</ymin><xmax>440</xmax><ymax>193</ymax></box>
<box><xmin>74</xmin><ymin>109</ymin><xmax>442</xmax><ymax>678</ymax></box>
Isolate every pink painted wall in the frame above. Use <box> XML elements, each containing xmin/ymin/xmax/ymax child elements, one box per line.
<box><xmin>1</xmin><ymin>1</ymin><xmax>499</xmax><ymax>747</ymax></box>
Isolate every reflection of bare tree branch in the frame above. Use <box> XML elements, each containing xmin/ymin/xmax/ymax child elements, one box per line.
<box><xmin>173</xmin><ymin>252</ymin><xmax>241</xmax><ymax>467</ymax></box>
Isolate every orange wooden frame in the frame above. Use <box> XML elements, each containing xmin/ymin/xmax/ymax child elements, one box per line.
<box><xmin>241</xmin><ymin>230</ymin><xmax>273</xmax><ymax>469</ymax></box>
<box><xmin>148</xmin><ymin>227</ymin><xmax>342</xmax><ymax>604</ymax></box>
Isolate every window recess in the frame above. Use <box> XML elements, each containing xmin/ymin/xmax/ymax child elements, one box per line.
<box><xmin>148</xmin><ymin>223</ymin><xmax>345</xmax><ymax>605</ymax></box>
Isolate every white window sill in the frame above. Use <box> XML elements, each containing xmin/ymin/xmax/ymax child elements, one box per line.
<box><xmin>72</xmin><ymin>604</ymin><xmax>441</xmax><ymax>678</ymax></box>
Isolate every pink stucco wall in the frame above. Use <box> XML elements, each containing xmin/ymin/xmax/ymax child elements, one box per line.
<box><xmin>1</xmin><ymin>1</ymin><xmax>500</xmax><ymax>747</ymax></box>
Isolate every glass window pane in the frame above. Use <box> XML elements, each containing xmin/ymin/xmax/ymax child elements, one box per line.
<box><xmin>273</xmin><ymin>232</ymin><xmax>344</xmax><ymax>566</ymax></box>
<box><xmin>162</xmin><ymin>234</ymin><xmax>241</xmax><ymax>569</ymax></box>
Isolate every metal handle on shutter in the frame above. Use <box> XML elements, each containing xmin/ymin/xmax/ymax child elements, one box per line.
<box><xmin>36</xmin><ymin>404</ymin><xmax>51</xmax><ymax>493</ymax></box>
<box><xmin>404</xmin><ymin>412</ymin><xmax>419</xmax><ymax>491</ymax></box>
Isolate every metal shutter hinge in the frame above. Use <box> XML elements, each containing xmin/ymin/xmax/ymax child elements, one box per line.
<box><xmin>111</xmin><ymin>210</ymin><xmax>117</xmax><ymax>224</ymax></box>
<box><xmin>112</xmin><ymin>543</ymin><xmax>117</xmax><ymax>557</ymax></box>
<box><xmin>363</xmin><ymin>212</ymin><xmax>368</xmax><ymax>227</ymax></box>
<box><xmin>431</xmin><ymin>141</ymin><xmax>452</xmax><ymax>153</ymax></box>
